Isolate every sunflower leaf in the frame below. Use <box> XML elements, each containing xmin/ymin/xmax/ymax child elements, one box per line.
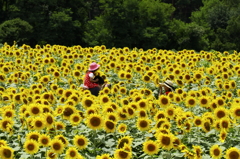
<box><xmin>19</xmin><ymin>152</ymin><xmax>31</xmax><ymax>159</ymax></box>
<box><xmin>12</xmin><ymin>146</ymin><xmax>20</xmax><ymax>151</ymax></box>
<box><xmin>105</xmin><ymin>138</ymin><xmax>115</xmax><ymax>147</ymax></box>
<box><xmin>205</xmin><ymin>129</ymin><xmax>216</xmax><ymax>136</ymax></box>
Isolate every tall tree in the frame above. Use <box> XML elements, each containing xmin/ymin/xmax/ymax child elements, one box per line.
<box><xmin>84</xmin><ymin>0</ymin><xmax>175</xmax><ymax>49</ymax></box>
<box><xmin>0</xmin><ymin>18</ymin><xmax>33</xmax><ymax>45</ymax></box>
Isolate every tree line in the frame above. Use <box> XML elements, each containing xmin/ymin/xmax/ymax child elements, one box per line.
<box><xmin>0</xmin><ymin>0</ymin><xmax>240</xmax><ymax>52</ymax></box>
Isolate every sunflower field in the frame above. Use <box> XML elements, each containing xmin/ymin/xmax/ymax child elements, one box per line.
<box><xmin>0</xmin><ymin>43</ymin><xmax>240</xmax><ymax>159</ymax></box>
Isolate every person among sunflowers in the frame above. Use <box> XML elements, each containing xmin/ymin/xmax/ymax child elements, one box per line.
<box><xmin>158</xmin><ymin>79</ymin><xmax>175</xmax><ymax>96</ymax></box>
<box><xmin>83</xmin><ymin>62</ymin><xmax>111</xmax><ymax>96</ymax></box>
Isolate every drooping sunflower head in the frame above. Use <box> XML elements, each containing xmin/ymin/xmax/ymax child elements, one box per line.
<box><xmin>117</xmin><ymin>136</ymin><xmax>133</xmax><ymax>149</ymax></box>
<box><xmin>54</xmin><ymin>135</ymin><xmax>69</xmax><ymax>148</ymax></box>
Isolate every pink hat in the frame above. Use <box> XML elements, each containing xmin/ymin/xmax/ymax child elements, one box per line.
<box><xmin>88</xmin><ymin>62</ymin><xmax>100</xmax><ymax>71</ymax></box>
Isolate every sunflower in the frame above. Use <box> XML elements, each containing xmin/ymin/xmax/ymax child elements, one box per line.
<box><xmin>39</xmin><ymin>134</ymin><xmax>51</xmax><ymax>147</ymax></box>
<box><xmin>40</xmin><ymin>75</ymin><xmax>50</xmax><ymax>84</ymax></box>
<box><xmin>26</xmin><ymin>131</ymin><xmax>41</xmax><ymax>142</ymax></box>
<box><xmin>214</xmin><ymin>97</ymin><xmax>225</xmax><ymax>107</ymax></box>
<box><xmin>100</xmin><ymin>95</ymin><xmax>111</xmax><ymax>105</ymax></box>
<box><xmin>104</xmin><ymin>120</ymin><xmax>116</xmax><ymax>133</ymax></box>
<box><xmin>114</xmin><ymin>148</ymin><xmax>132</xmax><ymax>159</ymax></box>
<box><xmin>155</xmin><ymin>118</ymin><xmax>169</xmax><ymax>129</ymax></box>
<box><xmin>81</xmin><ymin>97</ymin><xmax>94</xmax><ymax>109</ymax></box>
<box><xmin>136</xmin><ymin>117</ymin><xmax>151</xmax><ymax>131</ymax></box>
<box><xmin>43</xmin><ymin>113</ymin><xmax>55</xmax><ymax>129</ymax></box>
<box><xmin>225</xmin><ymin>147</ymin><xmax>240</xmax><ymax>159</ymax></box>
<box><xmin>54</xmin><ymin>135</ymin><xmax>68</xmax><ymax>148</ymax></box>
<box><xmin>32</xmin><ymin>117</ymin><xmax>46</xmax><ymax>131</ymax></box>
<box><xmin>172</xmin><ymin>137</ymin><xmax>181</xmax><ymax>149</ymax></box>
<box><xmin>0</xmin><ymin>73</ymin><xmax>6</xmax><ymax>82</ymax></box>
<box><xmin>126</xmin><ymin>106</ymin><xmax>135</xmax><ymax>119</ymax></box>
<box><xmin>117</xmin><ymin>136</ymin><xmax>133</xmax><ymax>149</ymax></box>
<box><xmin>56</xmin><ymin>88</ymin><xmax>64</xmax><ymax>96</ymax></box>
<box><xmin>62</xmin><ymin>105</ymin><xmax>76</xmax><ymax>120</ymax></box>
<box><xmin>117</xmin><ymin>109</ymin><xmax>128</xmax><ymax>121</ymax></box>
<box><xmin>0</xmin><ymin>140</ymin><xmax>7</xmax><ymax>147</ymax></box>
<box><xmin>185</xmin><ymin>96</ymin><xmax>197</xmax><ymax>108</ymax></box>
<box><xmin>165</xmin><ymin>105</ymin><xmax>176</xmax><ymax>120</ymax></box>
<box><xmin>198</xmin><ymin>96</ymin><xmax>210</xmax><ymax>108</ymax></box>
<box><xmin>118</xmin><ymin>70</ymin><xmax>126</xmax><ymax>79</ymax></box>
<box><xmin>55</xmin><ymin>106</ymin><xmax>64</xmax><ymax>116</ymax></box>
<box><xmin>0</xmin><ymin>118</ymin><xmax>14</xmax><ymax>133</ymax></box>
<box><xmin>117</xmin><ymin>123</ymin><xmax>127</xmax><ymax>133</ymax></box>
<box><xmin>142</xmin><ymin>75</ymin><xmax>151</xmax><ymax>83</ymax></box>
<box><xmin>193</xmin><ymin>145</ymin><xmax>202</xmax><ymax>159</ymax></box>
<box><xmin>143</xmin><ymin>140</ymin><xmax>159</xmax><ymax>156</ymax></box>
<box><xmin>157</xmin><ymin>133</ymin><xmax>173</xmax><ymax>150</ymax></box>
<box><xmin>137</xmin><ymin>99</ymin><xmax>148</xmax><ymax>110</ymax></box>
<box><xmin>129</xmin><ymin>102</ymin><xmax>138</xmax><ymax>111</ymax></box>
<box><xmin>55</xmin><ymin>121</ymin><xmax>65</xmax><ymax>130</ymax></box>
<box><xmin>86</xmin><ymin>107</ymin><xmax>98</xmax><ymax>116</ymax></box>
<box><xmin>201</xmin><ymin>120</ymin><xmax>211</xmax><ymax>133</ymax></box>
<box><xmin>173</xmin><ymin>94</ymin><xmax>182</xmax><ymax>104</ymax></box>
<box><xmin>230</xmin><ymin>105</ymin><xmax>240</xmax><ymax>120</ymax></box>
<box><xmin>86</xmin><ymin>114</ymin><xmax>103</xmax><ymax>130</ymax></box>
<box><xmin>219</xmin><ymin>117</ymin><xmax>231</xmax><ymax>131</ymax></box>
<box><xmin>70</xmin><ymin>113</ymin><xmax>82</xmax><ymax>126</ymax></box>
<box><xmin>28</xmin><ymin>103</ymin><xmax>43</xmax><ymax>116</ymax></box>
<box><xmin>13</xmin><ymin>93</ymin><xmax>21</xmax><ymax>104</ymax></box>
<box><xmin>193</xmin><ymin>116</ymin><xmax>202</xmax><ymax>127</ymax></box>
<box><xmin>65</xmin><ymin>147</ymin><xmax>80</xmax><ymax>159</ymax></box>
<box><xmin>0</xmin><ymin>146</ymin><xmax>14</xmax><ymax>159</ymax></box>
<box><xmin>24</xmin><ymin>139</ymin><xmax>39</xmax><ymax>154</ymax></box>
<box><xmin>159</xmin><ymin>95</ymin><xmax>171</xmax><ymax>108</ymax></box>
<box><xmin>193</xmin><ymin>71</ymin><xmax>204</xmax><ymax>81</ymax></box>
<box><xmin>96</xmin><ymin>153</ymin><xmax>112</xmax><ymax>159</ymax></box>
<box><xmin>219</xmin><ymin>129</ymin><xmax>227</xmax><ymax>143</ymax></box>
<box><xmin>154</xmin><ymin>110</ymin><xmax>166</xmax><ymax>121</ymax></box>
<box><xmin>73</xmin><ymin>135</ymin><xmax>88</xmax><ymax>150</ymax></box>
<box><xmin>2</xmin><ymin>109</ymin><xmax>15</xmax><ymax>118</ymax></box>
<box><xmin>102</xmin><ymin>105</ymin><xmax>114</xmax><ymax>114</ymax></box>
<box><xmin>105</xmin><ymin>112</ymin><xmax>118</xmax><ymax>122</ymax></box>
<box><xmin>214</xmin><ymin>107</ymin><xmax>229</xmax><ymax>120</ymax></box>
<box><xmin>119</xmin><ymin>87</ymin><xmax>127</xmax><ymax>94</ymax></box>
<box><xmin>50</xmin><ymin>139</ymin><xmax>65</xmax><ymax>154</ymax></box>
<box><xmin>210</xmin><ymin>145</ymin><xmax>222</xmax><ymax>159</ymax></box>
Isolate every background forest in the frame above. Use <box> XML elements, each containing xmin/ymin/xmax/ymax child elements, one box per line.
<box><xmin>0</xmin><ymin>0</ymin><xmax>240</xmax><ymax>52</ymax></box>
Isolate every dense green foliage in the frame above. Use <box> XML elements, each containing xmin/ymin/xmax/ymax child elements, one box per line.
<box><xmin>0</xmin><ymin>0</ymin><xmax>240</xmax><ymax>51</ymax></box>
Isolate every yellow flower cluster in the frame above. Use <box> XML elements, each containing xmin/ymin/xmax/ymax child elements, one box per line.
<box><xmin>0</xmin><ymin>43</ymin><xmax>240</xmax><ymax>158</ymax></box>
